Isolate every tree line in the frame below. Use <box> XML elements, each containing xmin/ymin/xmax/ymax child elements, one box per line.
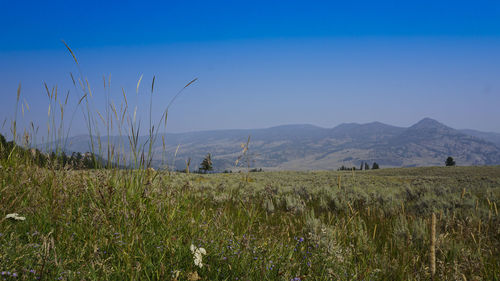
<box><xmin>1</xmin><ymin>133</ymin><xmax>106</xmax><ymax>169</ymax></box>
<box><xmin>338</xmin><ymin>161</ymin><xmax>379</xmax><ymax>171</ymax></box>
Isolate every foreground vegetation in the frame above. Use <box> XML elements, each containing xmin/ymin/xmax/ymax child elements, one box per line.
<box><xmin>1</xmin><ymin>160</ymin><xmax>499</xmax><ymax>280</ymax></box>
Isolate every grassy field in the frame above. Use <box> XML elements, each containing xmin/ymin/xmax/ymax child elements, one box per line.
<box><xmin>1</xmin><ymin>162</ymin><xmax>499</xmax><ymax>280</ymax></box>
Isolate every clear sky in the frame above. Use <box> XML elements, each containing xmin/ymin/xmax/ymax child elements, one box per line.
<box><xmin>1</xmin><ymin>0</ymin><xmax>500</xmax><ymax>138</ymax></box>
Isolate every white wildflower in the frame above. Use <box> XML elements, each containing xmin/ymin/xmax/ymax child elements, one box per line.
<box><xmin>198</xmin><ymin>247</ymin><xmax>206</xmax><ymax>255</ymax></box>
<box><xmin>5</xmin><ymin>213</ymin><xmax>26</xmax><ymax>221</ymax></box>
<box><xmin>190</xmin><ymin>244</ymin><xmax>207</xmax><ymax>268</ymax></box>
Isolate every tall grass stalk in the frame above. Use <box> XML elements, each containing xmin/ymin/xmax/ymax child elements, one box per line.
<box><xmin>7</xmin><ymin>84</ymin><xmax>22</xmax><ymax>160</ymax></box>
<box><xmin>430</xmin><ymin>212</ymin><xmax>436</xmax><ymax>278</ymax></box>
<box><xmin>60</xmin><ymin>41</ymin><xmax>196</xmax><ymax>171</ymax></box>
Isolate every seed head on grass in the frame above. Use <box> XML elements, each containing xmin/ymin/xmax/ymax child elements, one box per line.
<box><xmin>62</xmin><ymin>40</ymin><xmax>78</xmax><ymax>65</ymax></box>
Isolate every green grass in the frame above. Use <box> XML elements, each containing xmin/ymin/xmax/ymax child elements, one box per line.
<box><xmin>1</xmin><ymin>164</ymin><xmax>499</xmax><ymax>280</ymax></box>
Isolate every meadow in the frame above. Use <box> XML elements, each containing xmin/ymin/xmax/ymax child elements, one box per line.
<box><xmin>1</xmin><ymin>43</ymin><xmax>499</xmax><ymax>280</ymax></box>
<box><xmin>1</xmin><ymin>160</ymin><xmax>499</xmax><ymax>280</ymax></box>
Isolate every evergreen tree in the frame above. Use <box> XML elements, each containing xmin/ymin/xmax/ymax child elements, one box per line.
<box><xmin>445</xmin><ymin>157</ymin><xmax>456</xmax><ymax>166</ymax></box>
<box><xmin>372</xmin><ymin>162</ymin><xmax>379</xmax><ymax>169</ymax></box>
<box><xmin>83</xmin><ymin>153</ymin><xmax>93</xmax><ymax>169</ymax></box>
<box><xmin>364</xmin><ymin>162</ymin><xmax>370</xmax><ymax>170</ymax></box>
<box><xmin>0</xmin><ymin>134</ymin><xmax>6</xmax><ymax>148</ymax></box>
<box><xmin>199</xmin><ymin>153</ymin><xmax>213</xmax><ymax>173</ymax></box>
<box><xmin>61</xmin><ymin>151</ymin><xmax>68</xmax><ymax>167</ymax></box>
<box><xmin>0</xmin><ymin>134</ymin><xmax>7</xmax><ymax>159</ymax></box>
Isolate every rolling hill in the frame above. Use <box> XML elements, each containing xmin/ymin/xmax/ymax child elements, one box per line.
<box><xmin>57</xmin><ymin>118</ymin><xmax>500</xmax><ymax>170</ymax></box>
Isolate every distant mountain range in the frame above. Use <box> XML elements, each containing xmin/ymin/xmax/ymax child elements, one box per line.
<box><xmin>57</xmin><ymin>118</ymin><xmax>500</xmax><ymax>170</ymax></box>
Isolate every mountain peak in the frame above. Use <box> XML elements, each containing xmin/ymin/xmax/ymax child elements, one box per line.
<box><xmin>411</xmin><ymin>118</ymin><xmax>449</xmax><ymax>130</ymax></box>
<box><xmin>268</xmin><ymin>124</ymin><xmax>321</xmax><ymax>130</ymax></box>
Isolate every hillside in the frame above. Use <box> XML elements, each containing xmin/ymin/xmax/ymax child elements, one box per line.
<box><xmin>459</xmin><ymin>129</ymin><xmax>500</xmax><ymax>147</ymax></box>
<box><xmin>56</xmin><ymin>118</ymin><xmax>500</xmax><ymax>170</ymax></box>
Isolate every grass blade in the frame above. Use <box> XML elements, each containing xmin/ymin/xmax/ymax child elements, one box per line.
<box><xmin>137</xmin><ymin>74</ymin><xmax>143</xmax><ymax>94</ymax></box>
<box><xmin>61</xmin><ymin>40</ymin><xmax>78</xmax><ymax>65</ymax></box>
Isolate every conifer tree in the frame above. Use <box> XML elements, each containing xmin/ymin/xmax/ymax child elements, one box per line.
<box><xmin>200</xmin><ymin>153</ymin><xmax>213</xmax><ymax>173</ymax></box>
<box><xmin>445</xmin><ymin>157</ymin><xmax>456</xmax><ymax>166</ymax></box>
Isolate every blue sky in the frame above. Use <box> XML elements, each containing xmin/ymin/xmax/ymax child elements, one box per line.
<box><xmin>1</xmin><ymin>0</ymin><xmax>500</xmax><ymax>137</ymax></box>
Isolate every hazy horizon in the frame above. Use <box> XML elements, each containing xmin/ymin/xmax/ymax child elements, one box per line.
<box><xmin>1</xmin><ymin>0</ymin><xmax>500</xmax><ymax>138</ymax></box>
<box><xmin>29</xmin><ymin>118</ymin><xmax>500</xmax><ymax>140</ymax></box>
